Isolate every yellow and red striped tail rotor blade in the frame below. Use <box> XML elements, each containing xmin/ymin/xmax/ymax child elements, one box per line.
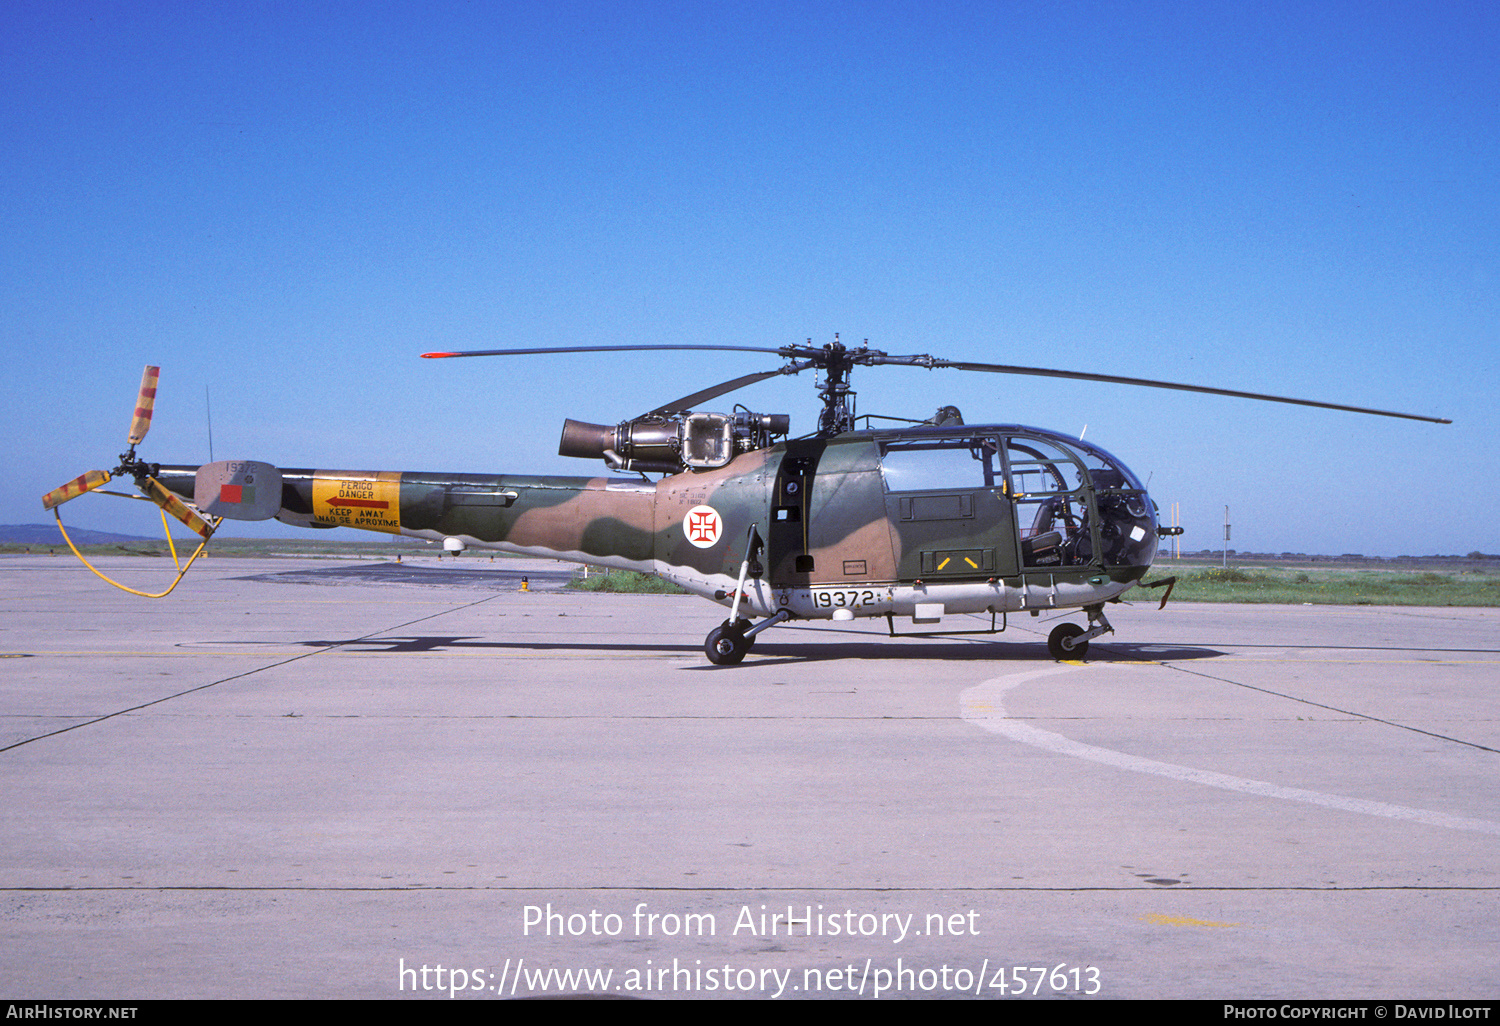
<box><xmin>126</xmin><ymin>365</ymin><xmax>160</xmax><ymax>446</ymax></box>
<box><xmin>140</xmin><ymin>476</ymin><xmax>215</xmax><ymax>539</ymax></box>
<box><xmin>42</xmin><ymin>469</ymin><xmax>112</xmax><ymax>510</ymax></box>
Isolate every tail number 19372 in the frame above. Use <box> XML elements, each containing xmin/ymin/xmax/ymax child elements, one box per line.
<box><xmin>811</xmin><ymin>588</ymin><xmax>884</xmax><ymax>610</ymax></box>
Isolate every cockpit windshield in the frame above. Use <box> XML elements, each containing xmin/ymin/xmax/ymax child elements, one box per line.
<box><xmin>1009</xmin><ymin>429</ymin><xmax>1157</xmax><ymax>569</ymax></box>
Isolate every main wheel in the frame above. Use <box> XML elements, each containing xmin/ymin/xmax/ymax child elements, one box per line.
<box><xmin>705</xmin><ymin>623</ymin><xmax>750</xmax><ymax>665</ymax></box>
<box><xmin>1048</xmin><ymin>622</ymin><xmax>1088</xmax><ymax>660</ymax></box>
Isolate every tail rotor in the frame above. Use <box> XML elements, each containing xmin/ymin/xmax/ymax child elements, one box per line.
<box><xmin>42</xmin><ymin>366</ymin><xmax>218</xmax><ymax>593</ymax></box>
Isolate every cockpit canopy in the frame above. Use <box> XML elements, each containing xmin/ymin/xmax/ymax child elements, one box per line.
<box><xmin>877</xmin><ymin>425</ymin><xmax>1158</xmax><ymax>570</ymax></box>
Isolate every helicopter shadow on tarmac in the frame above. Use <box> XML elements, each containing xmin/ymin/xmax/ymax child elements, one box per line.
<box><xmin>265</xmin><ymin>632</ymin><xmax>1224</xmax><ymax>665</ymax></box>
<box><xmin>684</xmin><ymin>638</ymin><xmax>1225</xmax><ymax>668</ymax></box>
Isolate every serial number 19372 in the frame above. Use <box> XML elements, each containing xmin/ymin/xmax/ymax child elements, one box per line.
<box><xmin>810</xmin><ymin>588</ymin><xmax>885</xmax><ymax>609</ymax></box>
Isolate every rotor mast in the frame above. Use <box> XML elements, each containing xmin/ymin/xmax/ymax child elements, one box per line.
<box><xmin>813</xmin><ymin>335</ymin><xmax>860</xmax><ymax>435</ymax></box>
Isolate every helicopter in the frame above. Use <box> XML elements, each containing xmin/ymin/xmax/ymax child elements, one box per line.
<box><xmin>42</xmin><ymin>339</ymin><xmax>1450</xmax><ymax>664</ymax></box>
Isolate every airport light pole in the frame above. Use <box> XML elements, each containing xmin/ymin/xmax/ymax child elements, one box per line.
<box><xmin>1223</xmin><ymin>506</ymin><xmax>1230</xmax><ymax>569</ymax></box>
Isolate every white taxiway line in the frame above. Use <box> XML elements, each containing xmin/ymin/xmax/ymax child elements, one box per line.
<box><xmin>959</xmin><ymin>664</ymin><xmax>1500</xmax><ymax>836</ymax></box>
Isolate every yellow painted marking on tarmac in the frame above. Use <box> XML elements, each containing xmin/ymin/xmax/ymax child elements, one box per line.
<box><xmin>964</xmin><ymin>557</ymin><xmax>978</xmax><ymax>568</ymax></box>
<box><xmin>1141</xmin><ymin>913</ymin><xmax>1239</xmax><ymax>929</ymax></box>
<box><xmin>937</xmin><ymin>557</ymin><xmax>951</xmax><ymax>570</ymax></box>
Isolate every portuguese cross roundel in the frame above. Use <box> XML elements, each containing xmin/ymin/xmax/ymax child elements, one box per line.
<box><xmin>682</xmin><ymin>505</ymin><xmax>723</xmax><ymax>548</ymax></box>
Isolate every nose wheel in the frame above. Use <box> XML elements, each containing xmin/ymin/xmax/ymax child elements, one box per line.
<box><xmin>1048</xmin><ymin>605</ymin><xmax>1114</xmax><ymax>660</ymax></box>
<box><xmin>1048</xmin><ymin>622</ymin><xmax>1087</xmax><ymax>659</ymax></box>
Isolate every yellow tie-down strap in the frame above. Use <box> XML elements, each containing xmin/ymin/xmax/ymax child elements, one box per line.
<box><xmin>312</xmin><ymin>471</ymin><xmax>402</xmax><ymax>533</ymax></box>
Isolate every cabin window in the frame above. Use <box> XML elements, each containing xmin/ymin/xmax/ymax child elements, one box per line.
<box><xmin>879</xmin><ymin>437</ymin><xmax>998</xmax><ymax>492</ymax></box>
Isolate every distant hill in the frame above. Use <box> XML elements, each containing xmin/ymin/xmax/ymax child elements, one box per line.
<box><xmin>0</xmin><ymin>523</ymin><xmax>153</xmax><ymax>545</ymax></box>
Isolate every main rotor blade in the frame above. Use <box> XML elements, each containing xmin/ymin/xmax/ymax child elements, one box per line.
<box><xmin>127</xmin><ymin>365</ymin><xmax>161</xmax><ymax>445</ymax></box>
<box><xmin>420</xmin><ymin>344</ymin><xmax>821</xmax><ymax>416</ymax></box>
<box><xmin>645</xmin><ymin>360</ymin><xmax>818</xmax><ymax>416</ymax></box>
<box><xmin>922</xmin><ymin>358</ymin><xmax>1452</xmax><ymax>425</ymax></box>
<box><xmin>42</xmin><ymin>470</ymin><xmax>112</xmax><ymax>510</ymax></box>
<box><xmin>421</xmin><ymin>345</ymin><xmax>788</xmax><ymax>359</ymax></box>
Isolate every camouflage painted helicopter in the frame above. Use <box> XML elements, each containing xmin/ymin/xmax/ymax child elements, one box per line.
<box><xmin>44</xmin><ymin>340</ymin><xmax>1449</xmax><ymax>663</ymax></box>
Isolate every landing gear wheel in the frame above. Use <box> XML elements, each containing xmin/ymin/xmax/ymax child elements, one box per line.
<box><xmin>1048</xmin><ymin>622</ymin><xmax>1088</xmax><ymax>660</ymax></box>
<box><xmin>705</xmin><ymin>622</ymin><xmax>750</xmax><ymax>665</ymax></box>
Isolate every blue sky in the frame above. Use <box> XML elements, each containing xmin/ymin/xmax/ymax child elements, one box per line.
<box><xmin>5</xmin><ymin>1</ymin><xmax>1495</xmax><ymax>557</ymax></box>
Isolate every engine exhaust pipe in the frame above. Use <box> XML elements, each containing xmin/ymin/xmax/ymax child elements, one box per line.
<box><xmin>558</xmin><ymin>420</ymin><xmax>617</xmax><ymax>460</ymax></box>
